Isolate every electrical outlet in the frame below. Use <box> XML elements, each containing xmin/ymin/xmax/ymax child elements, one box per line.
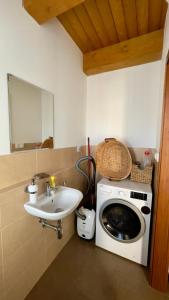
<box><xmin>154</xmin><ymin>152</ymin><xmax>159</xmax><ymax>162</ymax></box>
<box><xmin>76</xmin><ymin>145</ymin><xmax>81</xmax><ymax>152</ymax></box>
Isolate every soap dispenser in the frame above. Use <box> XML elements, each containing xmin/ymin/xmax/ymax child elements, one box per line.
<box><xmin>26</xmin><ymin>178</ymin><xmax>38</xmax><ymax>204</ymax></box>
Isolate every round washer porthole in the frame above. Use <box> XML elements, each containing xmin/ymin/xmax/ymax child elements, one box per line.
<box><xmin>99</xmin><ymin>199</ymin><xmax>146</xmax><ymax>243</ymax></box>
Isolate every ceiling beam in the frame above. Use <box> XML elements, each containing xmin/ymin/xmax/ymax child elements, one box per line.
<box><xmin>23</xmin><ymin>0</ymin><xmax>85</xmax><ymax>24</ymax></box>
<box><xmin>83</xmin><ymin>30</ymin><xmax>163</xmax><ymax>75</ymax></box>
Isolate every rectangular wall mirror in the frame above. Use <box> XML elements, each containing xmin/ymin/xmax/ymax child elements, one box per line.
<box><xmin>8</xmin><ymin>74</ymin><xmax>54</xmax><ymax>152</ymax></box>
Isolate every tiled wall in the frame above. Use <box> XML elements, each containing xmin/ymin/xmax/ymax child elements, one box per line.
<box><xmin>0</xmin><ymin>147</ymin><xmax>86</xmax><ymax>300</ymax></box>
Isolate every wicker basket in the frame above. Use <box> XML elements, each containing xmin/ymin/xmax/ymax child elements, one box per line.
<box><xmin>96</xmin><ymin>138</ymin><xmax>132</xmax><ymax>180</ymax></box>
<box><xmin>130</xmin><ymin>164</ymin><xmax>153</xmax><ymax>184</ymax></box>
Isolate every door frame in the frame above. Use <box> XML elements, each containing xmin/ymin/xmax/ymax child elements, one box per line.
<box><xmin>149</xmin><ymin>54</ymin><xmax>169</xmax><ymax>292</ymax></box>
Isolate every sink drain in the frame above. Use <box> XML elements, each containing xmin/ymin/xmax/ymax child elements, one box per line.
<box><xmin>39</xmin><ymin>218</ymin><xmax>63</xmax><ymax>239</ymax></box>
<box><xmin>54</xmin><ymin>208</ymin><xmax>63</xmax><ymax>213</ymax></box>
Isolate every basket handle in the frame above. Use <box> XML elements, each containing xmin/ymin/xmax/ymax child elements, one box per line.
<box><xmin>105</xmin><ymin>138</ymin><xmax>116</xmax><ymax>143</ymax></box>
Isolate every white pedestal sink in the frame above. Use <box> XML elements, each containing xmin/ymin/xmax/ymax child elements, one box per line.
<box><xmin>24</xmin><ymin>186</ymin><xmax>83</xmax><ymax>221</ymax></box>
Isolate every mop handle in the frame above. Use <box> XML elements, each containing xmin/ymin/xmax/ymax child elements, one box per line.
<box><xmin>88</xmin><ymin>137</ymin><xmax>91</xmax><ymax>180</ymax></box>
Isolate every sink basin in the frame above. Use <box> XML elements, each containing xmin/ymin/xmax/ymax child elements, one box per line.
<box><xmin>24</xmin><ymin>186</ymin><xmax>83</xmax><ymax>221</ymax></box>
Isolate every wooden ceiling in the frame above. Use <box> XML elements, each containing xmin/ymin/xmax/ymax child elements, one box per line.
<box><xmin>23</xmin><ymin>0</ymin><xmax>85</xmax><ymax>24</ymax></box>
<box><xmin>24</xmin><ymin>0</ymin><xmax>168</xmax><ymax>75</ymax></box>
<box><xmin>58</xmin><ymin>0</ymin><xmax>167</xmax><ymax>53</ymax></box>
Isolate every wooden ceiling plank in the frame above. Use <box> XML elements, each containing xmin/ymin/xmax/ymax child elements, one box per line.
<box><xmin>84</xmin><ymin>30</ymin><xmax>163</xmax><ymax>75</ymax></box>
<box><xmin>149</xmin><ymin>0</ymin><xmax>163</xmax><ymax>31</ymax></box>
<box><xmin>160</xmin><ymin>1</ymin><xmax>168</xmax><ymax>28</ymax></box>
<box><xmin>95</xmin><ymin>0</ymin><xmax>119</xmax><ymax>44</ymax></box>
<box><xmin>84</xmin><ymin>0</ymin><xmax>110</xmax><ymax>48</ymax></box>
<box><xmin>23</xmin><ymin>0</ymin><xmax>85</xmax><ymax>24</ymax></box>
<box><xmin>73</xmin><ymin>4</ymin><xmax>102</xmax><ymax>50</ymax></box>
<box><xmin>122</xmin><ymin>0</ymin><xmax>138</xmax><ymax>38</ymax></box>
<box><xmin>136</xmin><ymin>0</ymin><xmax>149</xmax><ymax>35</ymax></box>
<box><xmin>58</xmin><ymin>12</ymin><xmax>89</xmax><ymax>53</ymax></box>
<box><xmin>109</xmin><ymin>0</ymin><xmax>128</xmax><ymax>41</ymax></box>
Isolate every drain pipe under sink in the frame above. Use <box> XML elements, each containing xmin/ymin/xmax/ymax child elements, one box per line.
<box><xmin>39</xmin><ymin>218</ymin><xmax>62</xmax><ymax>239</ymax></box>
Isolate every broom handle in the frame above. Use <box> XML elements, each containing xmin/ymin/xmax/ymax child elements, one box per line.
<box><xmin>88</xmin><ymin>137</ymin><xmax>91</xmax><ymax>180</ymax></box>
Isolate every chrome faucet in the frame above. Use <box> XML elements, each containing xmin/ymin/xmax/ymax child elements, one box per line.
<box><xmin>46</xmin><ymin>181</ymin><xmax>58</xmax><ymax>196</ymax></box>
<box><xmin>46</xmin><ymin>182</ymin><xmax>51</xmax><ymax>197</ymax></box>
<box><xmin>34</xmin><ymin>173</ymin><xmax>50</xmax><ymax>180</ymax></box>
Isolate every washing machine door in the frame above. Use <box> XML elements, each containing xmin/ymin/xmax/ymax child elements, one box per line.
<box><xmin>100</xmin><ymin>199</ymin><xmax>145</xmax><ymax>243</ymax></box>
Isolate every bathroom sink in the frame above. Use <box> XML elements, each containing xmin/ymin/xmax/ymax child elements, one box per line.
<box><xmin>24</xmin><ymin>186</ymin><xmax>83</xmax><ymax>221</ymax></box>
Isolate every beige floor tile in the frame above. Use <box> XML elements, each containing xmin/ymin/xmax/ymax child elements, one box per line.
<box><xmin>0</xmin><ymin>151</ymin><xmax>36</xmax><ymax>190</ymax></box>
<box><xmin>26</xmin><ymin>236</ymin><xmax>169</xmax><ymax>300</ymax></box>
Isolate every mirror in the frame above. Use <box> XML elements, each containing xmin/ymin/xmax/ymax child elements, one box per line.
<box><xmin>8</xmin><ymin>74</ymin><xmax>54</xmax><ymax>152</ymax></box>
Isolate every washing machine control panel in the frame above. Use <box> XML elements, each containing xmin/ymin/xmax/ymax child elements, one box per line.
<box><xmin>130</xmin><ymin>191</ymin><xmax>147</xmax><ymax>201</ymax></box>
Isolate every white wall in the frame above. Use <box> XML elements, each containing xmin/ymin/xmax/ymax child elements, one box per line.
<box><xmin>0</xmin><ymin>0</ymin><xmax>86</xmax><ymax>154</ymax></box>
<box><xmin>86</xmin><ymin>61</ymin><xmax>162</xmax><ymax>148</ymax></box>
<box><xmin>1</xmin><ymin>0</ymin><xmax>166</xmax><ymax>154</ymax></box>
<box><xmin>156</xmin><ymin>4</ymin><xmax>169</xmax><ymax>150</ymax></box>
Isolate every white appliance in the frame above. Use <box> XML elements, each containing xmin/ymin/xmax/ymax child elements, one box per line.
<box><xmin>96</xmin><ymin>178</ymin><xmax>152</xmax><ymax>266</ymax></box>
<box><xmin>77</xmin><ymin>207</ymin><xmax>96</xmax><ymax>240</ymax></box>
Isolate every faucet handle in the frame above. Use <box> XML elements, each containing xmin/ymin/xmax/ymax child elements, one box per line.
<box><xmin>46</xmin><ymin>181</ymin><xmax>51</xmax><ymax>196</ymax></box>
<box><xmin>46</xmin><ymin>181</ymin><xmax>50</xmax><ymax>188</ymax></box>
<box><xmin>34</xmin><ymin>173</ymin><xmax>50</xmax><ymax>180</ymax></box>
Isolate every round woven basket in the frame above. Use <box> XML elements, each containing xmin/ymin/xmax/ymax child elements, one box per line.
<box><xmin>96</xmin><ymin>138</ymin><xmax>132</xmax><ymax>180</ymax></box>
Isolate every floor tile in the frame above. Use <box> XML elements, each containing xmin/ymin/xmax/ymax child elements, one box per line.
<box><xmin>26</xmin><ymin>235</ymin><xmax>169</xmax><ymax>300</ymax></box>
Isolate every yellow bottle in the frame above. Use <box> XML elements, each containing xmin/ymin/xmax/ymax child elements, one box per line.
<box><xmin>50</xmin><ymin>176</ymin><xmax>56</xmax><ymax>188</ymax></box>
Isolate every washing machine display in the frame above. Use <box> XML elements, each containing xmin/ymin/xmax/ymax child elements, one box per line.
<box><xmin>100</xmin><ymin>199</ymin><xmax>145</xmax><ymax>243</ymax></box>
<box><xmin>96</xmin><ymin>178</ymin><xmax>152</xmax><ymax>266</ymax></box>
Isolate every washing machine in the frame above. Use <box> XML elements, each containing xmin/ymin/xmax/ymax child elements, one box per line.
<box><xmin>96</xmin><ymin>178</ymin><xmax>152</xmax><ymax>266</ymax></box>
